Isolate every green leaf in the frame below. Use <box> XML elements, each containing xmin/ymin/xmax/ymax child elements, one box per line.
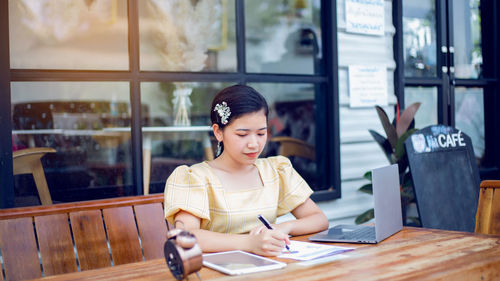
<box><xmin>368</xmin><ymin>130</ymin><xmax>394</xmax><ymax>163</ymax></box>
<box><xmin>358</xmin><ymin>183</ymin><xmax>373</xmax><ymax>194</ymax></box>
<box><xmin>375</xmin><ymin>106</ymin><xmax>398</xmax><ymax>149</ymax></box>
<box><xmin>363</xmin><ymin>171</ymin><xmax>372</xmax><ymax>181</ymax></box>
<box><xmin>355</xmin><ymin>208</ymin><xmax>374</xmax><ymax>225</ymax></box>
<box><xmin>394</xmin><ymin>128</ymin><xmax>418</xmax><ymax>160</ymax></box>
<box><xmin>396</xmin><ymin>102</ymin><xmax>421</xmax><ymax>137</ymax></box>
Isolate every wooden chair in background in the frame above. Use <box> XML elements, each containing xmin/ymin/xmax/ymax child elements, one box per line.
<box><xmin>13</xmin><ymin>147</ymin><xmax>56</xmax><ymax>205</ymax></box>
<box><xmin>475</xmin><ymin>180</ymin><xmax>500</xmax><ymax>235</ymax></box>
<box><xmin>269</xmin><ymin>136</ymin><xmax>316</xmax><ymax>161</ymax></box>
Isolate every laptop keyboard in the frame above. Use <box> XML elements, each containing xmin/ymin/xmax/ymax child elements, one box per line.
<box><xmin>341</xmin><ymin>226</ymin><xmax>375</xmax><ymax>240</ymax></box>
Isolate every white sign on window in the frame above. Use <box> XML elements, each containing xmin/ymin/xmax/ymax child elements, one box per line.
<box><xmin>345</xmin><ymin>0</ymin><xmax>385</xmax><ymax>36</ymax></box>
<box><xmin>348</xmin><ymin>65</ymin><xmax>388</xmax><ymax>108</ymax></box>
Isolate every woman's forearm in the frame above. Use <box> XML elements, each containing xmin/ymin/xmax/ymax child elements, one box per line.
<box><xmin>277</xmin><ymin>211</ymin><xmax>329</xmax><ymax>236</ymax></box>
<box><xmin>191</xmin><ymin>229</ymin><xmax>249</xmax><ymax>253</ymax></box>
<box><xmin>173</xmin><ymin>210</ymin><xmax>288</xmax><ymax>256</ymax></box>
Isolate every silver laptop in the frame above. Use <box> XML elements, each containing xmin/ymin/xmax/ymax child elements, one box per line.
<box><xmin>309</xmin><ymin>164</ymin><xmax>403</xmax><ymax>244</ymax></box>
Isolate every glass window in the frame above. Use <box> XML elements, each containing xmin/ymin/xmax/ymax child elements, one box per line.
<box><xmin>403</xmin><ymin>0</ymin><xmax>437</xmax><ymax>77</ymax></box>
<box><xmin>454</xmin><ymin>87</ymin><xmax>484</xmax><ymax>161</ymax></box>
<box><xmin>245</xmin><ymin>0</ymin><xmax>322</xmax><ymax>74</ymax></box>
<box><xmin>9</xmin><ymin>0</ymin><xmax>129</xmax><ymax>70</ymax></box>
<box><xmin>4</xmin><ymin>0</ymin><xmax>337</xmax><ymax>207</ymax></box>
<box><xmin>453</xmin><ymin>0</ymin><xmax>482</xmax><ymax>79</ymax></box>
<box><xmin>140</xmin><ymin>82</ymin><xmax>232</xmax><ymax>194</ymax></box>
<box><xmin>11</xmin><ymin>82</ymin><xmax>132</xmax><ymax>206</ymax></box>
<box><xmin>139</xmin><ymin>0</ymin><xmax>237</xmax><ymax>72</ymax></box>
<box><xmin>404</xmin><ymin>87</ymin><xmax>438</xmax><ymax>128</ymax></box>
<box><xmin>249</xmin><ymin>83</ymin><xmax>321</xmax><ymax>190</ymax></box>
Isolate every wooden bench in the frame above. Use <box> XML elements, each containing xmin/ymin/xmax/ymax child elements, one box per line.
<box><xmin>0</xmin><ymin>194</ymin><xmax>167</xmax><ymax>281</ymax></box>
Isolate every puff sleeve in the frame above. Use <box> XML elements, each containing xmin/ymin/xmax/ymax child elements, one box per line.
<box><xmin>272</xmin><ymin>156</ymin><xmax>314</xmax><ymax>216</ymax></box>
<box><xmin>164</xmin><ymin>165</ymin><xmax>210</xmax><ymax>227</ymax></box>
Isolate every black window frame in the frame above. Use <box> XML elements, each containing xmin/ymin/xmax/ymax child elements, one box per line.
<box><xmin>393</xmin><ymin>0</ymin><xmax>500</xmax><ymax>179</ymax></box>
<box><xmin>0</xmin><ymin>0</ymin><xmax>341</xmax><ymax>208</ymax></box>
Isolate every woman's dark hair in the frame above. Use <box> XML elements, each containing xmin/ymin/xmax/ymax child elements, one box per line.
<box><xmin>210</xmin><ymin>84</ymin><xmax>269</xmax><ymax>128</ymax></box>
<box><xmin>210</xmin><ymin>85</ymin><xmax>269</xmax><ymax>157</ymax></box>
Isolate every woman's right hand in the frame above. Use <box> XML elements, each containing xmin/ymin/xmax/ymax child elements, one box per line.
<box><xmin>246</xmin><ymin>228</ymin><xmax>290</xmax><ymax>256</ymax></box>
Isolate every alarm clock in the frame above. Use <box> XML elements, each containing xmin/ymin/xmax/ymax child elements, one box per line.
<box><xmin>164</xmin><ymin>228</ymin><xmax>203</xmax><ymax>280</ymax></box>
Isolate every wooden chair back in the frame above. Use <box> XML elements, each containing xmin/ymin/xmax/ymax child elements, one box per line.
<box><xmin>270</xmin><ymin>136</ymin><xmax>316</xmax><ymax>161</ymax></box>
<box><xmin>13</xmin><ymin>147</ymin><xmax>56</xmax><ymax>205</ymax></box>
<box><xmin>475</xmin><ymin>180</ymin><xmax>500</xmax><ymax>235</ymax></box>
<box><xmin>0</xmin><ymin>194</ymin><xmax>167</xmax><ymax>281</ymax></box>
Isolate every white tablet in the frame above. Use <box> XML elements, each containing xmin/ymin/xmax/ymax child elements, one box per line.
<box><xmin>202</xmin><ymin>250</ymin><xmax>287</xmax><ymax>275</ymax></box>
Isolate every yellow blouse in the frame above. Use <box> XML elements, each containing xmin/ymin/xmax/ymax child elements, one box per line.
<box><xmin>164</xmin><ymin>156</ymin><xmax>313</xmax><ymax>234</ymax></box>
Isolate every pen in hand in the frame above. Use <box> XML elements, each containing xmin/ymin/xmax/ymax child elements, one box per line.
<box><xmin>257</xmin><ymin>214</ymin><xmax>290</xmax><ymax>251</ymax></box>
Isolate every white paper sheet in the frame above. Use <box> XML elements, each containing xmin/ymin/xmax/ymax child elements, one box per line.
<box><xmin>297</xmin><ymin>254</ymin><xmax>349</xmax><ymax>266</ymax></box>
<box><xmin>278</xmin><ymin>240</ymin><xmax>354</xmax><ymax>261</ymax></box>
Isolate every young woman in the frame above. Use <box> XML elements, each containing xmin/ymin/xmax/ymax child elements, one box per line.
<box><xmin>164</xmin><ymin>85</ymin><xmax>328</xmax><ymax>256</ymax></box>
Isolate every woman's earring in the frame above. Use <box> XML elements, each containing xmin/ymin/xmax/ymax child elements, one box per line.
<box><xmin>216</xmin><ymin>142</ymin><xmax>222</xmax><ymax>157</ymax></box>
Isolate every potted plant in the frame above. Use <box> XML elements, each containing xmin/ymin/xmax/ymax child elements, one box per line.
<box><xmin>355</xmin><ymin>102</ymin><xmax>421</xmax><ymax>226</ymax></box>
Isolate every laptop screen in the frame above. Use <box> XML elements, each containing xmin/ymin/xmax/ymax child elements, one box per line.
<box><xmin>373</xmin><ymin>164</ymin><xmax>403</xmax><ymax>242</ymax></box>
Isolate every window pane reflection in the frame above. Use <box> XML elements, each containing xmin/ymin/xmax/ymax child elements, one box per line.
<box><xmin>245</xmin><ymin>0</ymin><xmax>322</xmax><ymax>74</ymax></box>
<box><xmin>404</xmin><ymin>87</ymin><xmax>438</xmax><ymax>128</ymax></box>
<box><xmin>141</xmin><ymin>82</ymin><xmax>232</xmax><ymax>194</ymax></box>
<box><xmin>9</xmin><ymin>0</ymin><xmax>129</xmax><ymax>70</ymax></box>
<box><xmin>455</xmin><ymin>87</ymin><xmax>484</xmax><ymax>161</ymax></box>
<box><xmin>453</xmin><ymin>0</ymin><xmax>482</xmax><ymax>78</ymax></box>
<box><xmin>249</xmin><ymin>83</ymin><xmax>321</xmax><ymax>190</ymax></box>
<box><xmin>403</xmin><ymin>0</ymin><xmax>437</xmax><ymax>77</ymax></box>
<box><xmin>139</xmin><ymin>0</ymin><xmax>237</xmax><ymax>72</ymax></box>
<box><xmin>11</xmin><ymin>82</ymin><xmax>132</xmax><ymax>206</ymax></box>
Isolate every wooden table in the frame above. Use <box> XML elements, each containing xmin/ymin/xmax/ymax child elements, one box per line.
<box><xmin>35</xmin><ymin>227</ymin><xmax>500</xmax><ymax>281</ymax></box>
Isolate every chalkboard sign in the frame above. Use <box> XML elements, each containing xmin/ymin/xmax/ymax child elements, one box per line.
<box><xmin>404</xmin><ymin>125</ymin><xmax>480</xmax><ymax>232</ymax></box>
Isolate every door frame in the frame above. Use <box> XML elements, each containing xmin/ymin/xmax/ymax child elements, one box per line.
<box><xmin>393</xmin><ymin>0</ymin><xmax>500</xmax><ymax>178</ymax></box>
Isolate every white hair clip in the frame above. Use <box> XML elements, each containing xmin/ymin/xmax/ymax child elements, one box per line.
<box><xmin>214</xmin><ymin>101</ymin><xmax>231</xmax><ymax>125</ymax></box>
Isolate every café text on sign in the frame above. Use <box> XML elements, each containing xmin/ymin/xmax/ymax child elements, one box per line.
<box><xmin>411</xmin><ymin>130</ymin><xmax>467</xmax><ymax>154</ymax></box>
